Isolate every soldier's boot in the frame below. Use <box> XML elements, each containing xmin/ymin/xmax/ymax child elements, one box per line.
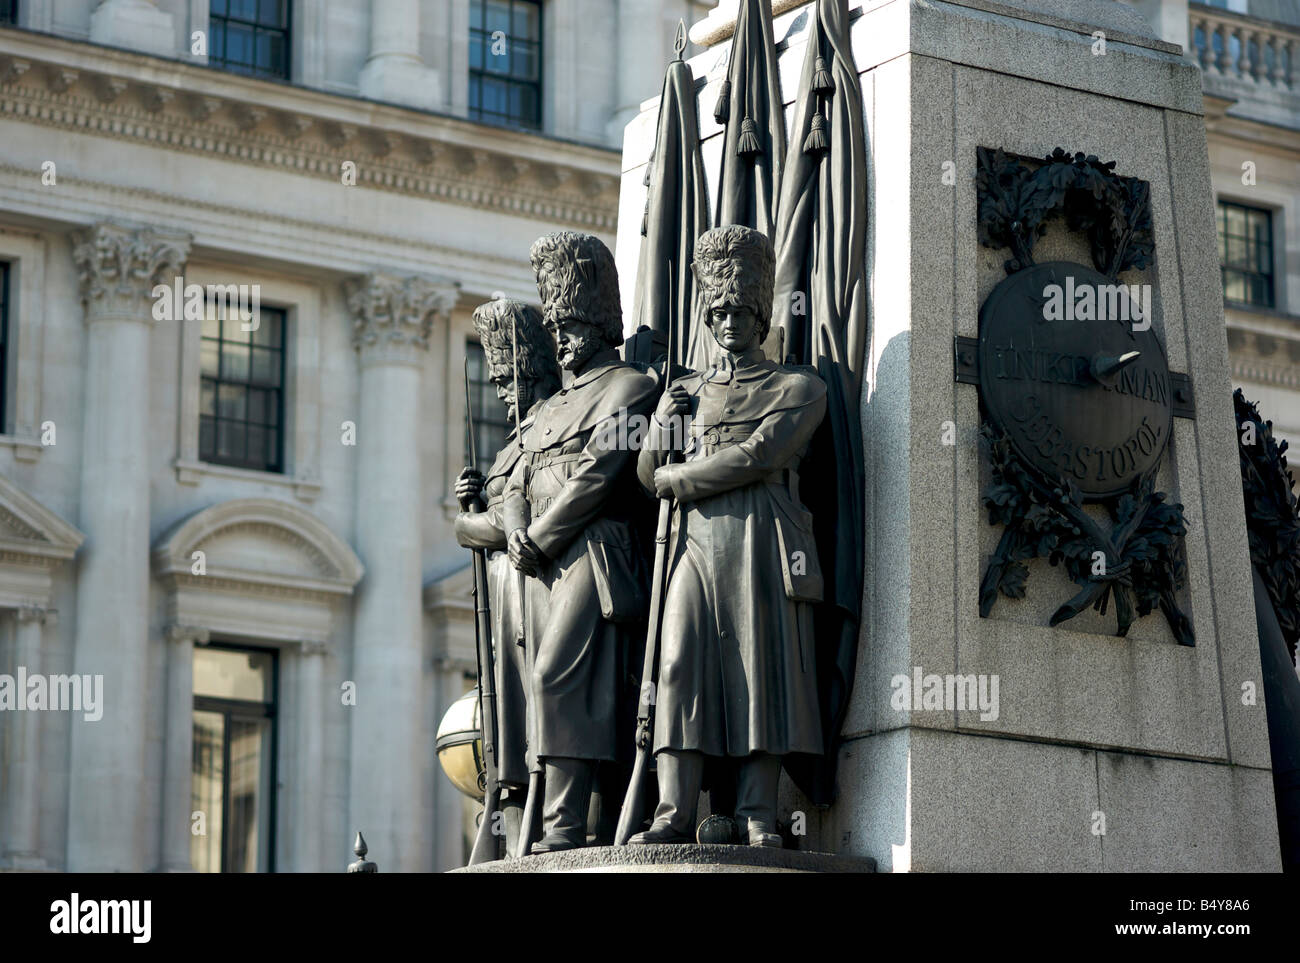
<box><xmin>736</xmin><ymin>752</ymin><xmax>783</xmax><ymax>848</ymax></box>
<box><xmin>629</xmin><ymin>749</ymin><xmax>703</xmax><ymax>844</ymax></box>
<box><xmin>532</xmin><ymin>757</ymin><xmax>594</xmax><ymax>853</ymax></box>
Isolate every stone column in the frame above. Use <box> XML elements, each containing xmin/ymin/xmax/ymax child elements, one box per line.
<box><xmin>345</xmin><ymin>272</ymin><xmax>455</xmax><ymax>872</ymax></box>
<box><xmin>295</xmin><ymin>639</ymin><xmax>328</xmax><ymax>872</ymax></box>
<box><xmin>358</xmin><ymin>0</ymin><xmax>442</xmax><ymax>111</ymax></box>
<box><xmin>2</xmin><ymin>605</ymin><xmax>54</xmax><ymax>869</ymax></box>
<box><xmin>158</xmin><ymin>624</ymin><xmax>207</xmax><ymax>872</ymax></box>
<box><xmin>68</xmin><ymin>222</ymin><xmax>190</xmax><ymax>872</ymax></box>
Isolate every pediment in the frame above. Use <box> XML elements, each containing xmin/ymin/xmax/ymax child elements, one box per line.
<box><xmin>153</xmin><ymin>498</ymin><xmax>363</xmax><ymax>597</ymax></box>
<box><xmin>423</xmin><ymin>563</ymin><xmax>474</xmax><ymax>617</ymax></box>
<box><xmin>0</xmin><ymin>473</ymin><xmax>84</xmax><ymax>564</ymax></box>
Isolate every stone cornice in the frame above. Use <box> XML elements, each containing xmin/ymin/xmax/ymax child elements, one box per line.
<box><xmin>346</xmin><ymin>272</ymin><xmax>458</xmax><ymax>364</ymax></box>
<box><xmin>72</xmin><ymin>221</ymin><xmax>190</xmax><ymax>320</ymax></box>
<box><xmin>0</xmin><ymin>29</ymin><xmax>620</xmax><ymax>232</ymax></box>
<box><xmin>1227</xmin><ymin>316</ymin><xmax>1300</xmax><ymax>389</ymax></box>
<box><xmin>1232</xmin><ymin>354</ymin><xmax>1300</xmax><ymax>391</ymax></box>
<box><xmin>0</xmin><ymin>162</ymin><xmax>535</xmax><ymax>302</ymax></box>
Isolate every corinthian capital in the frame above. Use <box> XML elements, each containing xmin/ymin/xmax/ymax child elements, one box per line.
<box><xmin>73</xmin><ymin>221</ymin><xmax>191</xmax><ymax>322</ymax></box>
<box><xmin>345</xmin><ymin>272</ymin><xmax>458</xmax><ymax>365</ymax></box>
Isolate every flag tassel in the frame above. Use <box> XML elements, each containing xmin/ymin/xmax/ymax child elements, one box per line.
<box><xmin>803</xmin><ymin>113</ymin><xmax>829</xmax><ymax>155</ymax></box>
<box><xmin>713</xmin><ymin>78</ymin><xmax>732</xmax><ymax>123</ymax></box>
<box><xmin>812</xmin><ymin>56</ymin><xmax>835</xmax><ymax>94</ymax></box>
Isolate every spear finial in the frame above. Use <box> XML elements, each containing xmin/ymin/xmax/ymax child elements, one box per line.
<box><xmin>674</xmin><ymin>19</ymin><xmax>687</xmax><ymax>60</ymax></box>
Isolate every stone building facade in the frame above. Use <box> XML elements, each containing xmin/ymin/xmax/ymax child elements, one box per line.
<box><xmin>0</xmin><ymin>0</ymin><xmax>704</xmax><ymax>873</ymax></box>
<box><xmin>1132</xmin><ymin>0</ymin><xmax>1300</xmax><ymax>451</ymax></box>
<box><xmin>0</xmin><ymin>0</ymin><xmax>1295</xmax><ymax>875</ymax></box>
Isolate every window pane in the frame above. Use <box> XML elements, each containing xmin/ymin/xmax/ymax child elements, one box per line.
<box><xmin>218</xmin><ymin>383</ymin><xmax>247</xmax><ymax>420</ymax></box>
<box><xmin>482</xmin><ymin>77</ymin><xmax>507</xmax><ymax>116</ymax></box>
<box><xmin>248</xmin><ymin>387</ymin><xmax>268</xmax><ymax>425</ymax></box>
<box><xmin>486</xmin><ymin>0</ymin><xmax>511</xmax><ymax>35</ymax></box>
<box><xmin>199</xmin><ymin>416</ymin><xmax>216</xmax><ymax>458</ymax></box>
<box><xmin>227</xmin><ymin>718</ymin><xmax>273</xmax><ymax>873</ymax></box>
<box><xmin>1227</xmin><ymin>205</ymin><xmax>1246</xmax><ymax>237</ymax></box>
<box><xmin>1224</xmin><ymin>271</ymin><xmax>1246</xmax><ymax>303</ymax></box>
<box><xmin>223</xmin><ymin>315</ymin><xmax>253</xmax><ymax>344</ymax></box>
<box><xmin>222</xmin><ymin>343</ymin><xmax>250</xmax><ymax>382</ymax></box>
<box><xmin>201</xmin><ymin>340</ymin><xmax>220</xmax><ymax>378</ymax></box>
<box><xmin>194</xmin><ymin>647</ymin><xmax>274</xmax><ymax>701</ymax></box>
<box><xmin>200</xmin><ymin>379</ymin><xmax>217</xmax><ymax>417</ymax></box>
<box><xmin>514</xmin><ymin>2</ymin><xmax>539</xmax><ymax>40</ymax></box>
<box><xmin>1227</xmin><ymin>235</ymin><xmax>1246</xmax><ymax>267</ymax></box>
<box><xmin>250</xmin><ymin>347</ymin><xmax>278</xmax><ymax>386</ymax></box>
<box><xmin>230</xmin><ymin>0</ymin><xmax>257</xmax><ymax>20</ymax></box>
<box><xmin>191</xmin><ymin>710</ymin><xmax>225</xmax><ymax>874</ymax></box>
<box><xmin>514</xmin><ymin>42</ymin><xmax>537</xmax><ymax>81</ymax></box>
<box><xmin>1251</xmin><ymin>213</ymin><xmax>1270</xmax><ymax>247</ymax></box>
<box><xmin>253</xmin><ymin>313</ymin><xmax>280</xmax><ymax>347</ymax></box>
<box><xmin>247</xmin><ymin>426</ymin><xmax>268</xmax><ymax>466</ymax></box>
<box><xmin>227</xmin><ymin>23</ymin><xmax>254</xmax><ymax>65</ymax></box>
<box><xmin>259</xmin><ymin>0</ymin><xmax>285</xmax><ymax>26</ymax></box>
<box><xmin>217</xmin><ymin>420</ymin><xmax>246</xmax><ymax>460</ymax></box>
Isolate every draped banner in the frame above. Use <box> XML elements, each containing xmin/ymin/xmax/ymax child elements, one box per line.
<box><xmin>771</xmin><ymin>0</ymin><xmax>868</xmax><ymax>806</ymax></box>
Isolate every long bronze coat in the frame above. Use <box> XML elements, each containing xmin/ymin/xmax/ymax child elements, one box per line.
<box><xmin>638</xmin><ymin>347</ymin><xmax>827</xmax><ymax>757</ymax></box>
<box><xmin>454</xmin><ymin>422</ymin><xmax>546</xmax><ymax>788</ymax></box>
<box><xmin>504</xmin><ymin>350</ymin><xmax>658</xmax><ymax>761</ymax></box>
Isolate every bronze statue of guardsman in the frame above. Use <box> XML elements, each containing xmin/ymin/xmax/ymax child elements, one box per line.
<box><xmin>630</xmin><ymin>225</ymin><xmax>828</xmax><ymax>848</ymax></box>
<box><xmin>453</xmin><ymin>298</ymin><xmax>561</xmax><ymax>853</ymax></box>
<box><xmin>503</xmin><ymin>231</ymin><xmax>658</xmax><ymax>853</ymax></box>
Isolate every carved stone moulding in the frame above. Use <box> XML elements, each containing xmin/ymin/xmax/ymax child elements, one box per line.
<box><xmin>72</xmin><ymin>221</ymin><xmax>192</xmax><ymax>321</ymax></box>
<box><xmin>345</xmin><ymin>271</ymin><xmax>459</xmax><ymax>363</ymax></box>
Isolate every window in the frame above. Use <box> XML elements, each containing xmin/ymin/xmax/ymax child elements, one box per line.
<box><xmin>465</xmin><ymin>340</ymin><xmax>510</xmax><ymax>468</ymax></box>
<box><xmin>200</xmin><ymin>303</ymin><xmax>287</xmax><ymax>473</ymax></box>
<box><xmin>0</xmin><ymin>2</ymin><xmax>17</xmax><ymax>26</ymax></box>
<box><xmin>1218</xmin><ymin>200</ymin><xmax>1275</xmax><ymax>309</ymax></box>
<box><xmin>191</xmin><ymin>644</ymin><xmax>278</xmax><ymax>873</ymax></box>
<box><xmin>209</xmin><ymin>0</ymin><xmax>290</xmax><ymax>81</ymax></box>
<box><xmin>469</xmin><ymin>0</ymin><xmax>542</xmax><ymax>130</ymax></box>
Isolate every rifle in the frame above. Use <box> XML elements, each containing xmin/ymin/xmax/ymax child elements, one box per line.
<box><xmin>509</xmin><ymin>313</ymin><xmax>545</xmax><ymax>859</ymax></box>
<box><xmin>465</xmin><ymin>358</ymin><xmax>502</xmax><ymax>865</ymax></box>
<box><xmin>614</xmin><ymin>316</ymin><xmax>680</xmax><ymax>846</ymax></box>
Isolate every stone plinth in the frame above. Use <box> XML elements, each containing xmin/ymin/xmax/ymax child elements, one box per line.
<box><xmin>616</xmin><ymin>0</ymin><xmax>1281</xmax><ymax>871</ymax></box>
<box><xmin>453</xmin><ymin>845</ymin><xmax>877</xmax><ymax>873</ymax></box>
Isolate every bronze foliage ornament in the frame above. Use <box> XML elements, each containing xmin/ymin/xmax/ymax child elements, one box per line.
<box><xmin>1235</xmin><ymin>388</ymin><xmax>1300</xmax><ymax>663</ymax></box>
<box><xmin>972</xmin><ymin>147</ymin><xmax>1193</xmax><ymax>646</ymax></box>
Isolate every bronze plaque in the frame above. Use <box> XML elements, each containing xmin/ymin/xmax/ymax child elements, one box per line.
<box><xmin>978</xmin><ymin>261</ymin><xmax>1173</xmax><ymax>499</ymax></box>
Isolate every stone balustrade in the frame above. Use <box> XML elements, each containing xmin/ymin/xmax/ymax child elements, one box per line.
<box><xmin>1191</xmin><ymin>3</ymin><xmax>1299</xmax><ymax>90</ymax></box>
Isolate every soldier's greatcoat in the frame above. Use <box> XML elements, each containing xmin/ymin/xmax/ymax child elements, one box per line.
<box><xmin>638</xmin><ymin>346</ymin><xmax>828</xmax><ymax>758</ymax></box>
<box><xmin>454</xmin><ymin>421</ymin><xmax>545</xmax><ymax>788</ymax></box>
<box><xmin>504</xmin><ymin>349</ymin><xmax>658</xmax><ymax>761</ymax></box>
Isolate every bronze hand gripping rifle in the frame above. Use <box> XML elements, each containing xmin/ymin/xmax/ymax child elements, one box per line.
<box><xmin>614</xmin><ymin>322</ymin><xmax>681</xmax><ymax>846</ymax></box>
